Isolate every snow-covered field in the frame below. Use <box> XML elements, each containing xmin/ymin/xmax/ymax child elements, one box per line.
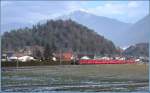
<box><xmin>1</xmin><ymin>64</ymin><xmax>149</xmax><ymax>92</ymax></box>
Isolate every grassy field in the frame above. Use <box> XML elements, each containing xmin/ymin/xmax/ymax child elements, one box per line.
<box><xmin>1</xmin><ymin>64</ymin><xmax>149</xmax><ymax>92</ymax></box>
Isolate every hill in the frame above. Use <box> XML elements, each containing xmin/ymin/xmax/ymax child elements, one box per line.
<box><xmin>2</xmin><ymin>19</ymin><xmax>118</xmax><ymax>55</ymax></box>
<box><xmin>123</xmin><ymin>43</ymin><xmax>149</xmax><ymax>57</ymax></box>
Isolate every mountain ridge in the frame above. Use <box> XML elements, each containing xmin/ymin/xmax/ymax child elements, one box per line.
<box><xmin>57</xmin><ymin>10</ymin><xmax>132</xmax><ymax>47</ymax></box>
<box><xmin>58</xmin><ymin>11</ymin><xmax>149</xmax><ymax>47</ymax></box>
<box><xmin>2</xmin><ymin>10</ymin><xmax>149</xmax><ymax>48</ymax></box>
<box><xmin>122</xmin><ymin>14</ymin><xmax>150</xmax><ymax>45</ymax></box>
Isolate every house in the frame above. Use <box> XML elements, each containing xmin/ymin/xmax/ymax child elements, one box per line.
<box><xmin>9</xmin><ymin>56</ymin><xmax>18</xmax><ymax>61</ymax></box>
<box><xmin>101</xmin><ymin>56</ymin><xmax>110</xmax><ymax>60</ymax></box>
<box><xmin>54</xmin><ymin>51</ymin><xmax>74</xmax><ymax>61</ymax></box>
<box><xmin>2</xmin><ymin>51</ymin><xmax>15</xmax><ymax>61</ymax></box>
<box><xmin>80</xmin><ymin>56</ymin><xmax>90</xmax><ymax>60</ymax></box>
<box><xmin>1</xmin><ymin>54</ymin><xmax>7</xmax><ymax>61</ymax></box>
<box><xmin>52</xmin><ymin>57</ymin><xmax>57</xmax><ymax>61</ymax></box>
<box><xmin>78</xmin><ymin>54</ymin><xmax>94</xmax><ymax>59</ymax></box>
<box><xmin>62</xmin><ymin>52</ymin><xmax>74</xmax><ymax>61</ymax></box>
<box><xmin>18</xmin><ymin>56</ymin><xmax>35</xmax><ymax>62</ymax></box>
<box><xmin>2</xmin><ymin>50</ymin><xmax>36</xmax><ymax>62</ymax></box>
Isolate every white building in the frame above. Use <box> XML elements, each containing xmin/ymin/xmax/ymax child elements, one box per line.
<box><xmin>18</xmin><ymin>56</ymin><xmax>35</xmax><ymax>62</ymax></box>
<box><xmin>80</xmin><ymin>56</ymin><xmax>90</xmax><ymax>60</ymax></box>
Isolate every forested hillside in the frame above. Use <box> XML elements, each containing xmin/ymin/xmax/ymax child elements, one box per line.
<box><xmin>2</xmin><ymin>19</ymin><xmax>117</xmax><ymax>54</ymax></box>
<box><xmin>123</xmin><ymin>43</ymin><xmax>149</xmax><ymax>57</ymax></box>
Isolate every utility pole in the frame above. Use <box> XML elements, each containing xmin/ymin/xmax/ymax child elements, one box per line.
<box><xmin>59</xmin><ymin>49</ymin><xmax>62</xmax><ymax>65</ymax></box>
<box><xmin>17</xmin><ymin>57</ymin><xmax>19</xmax><ymax>70</ymax></box>
<box><xmin>74</xmin><ymin>52</ymin><xmax>76</xmax><ymax>65</ymax></box>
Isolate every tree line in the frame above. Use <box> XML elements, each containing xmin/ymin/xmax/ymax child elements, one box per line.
<box><xmin>2</xmin><ymin>19</ymin><xmax>118</xmax><ymax>59</ymax></box>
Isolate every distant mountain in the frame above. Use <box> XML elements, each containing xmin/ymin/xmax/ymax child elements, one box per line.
<box><xmin>58</xmin><ymin>10</ymin><xmax>132</xmax><ymax>47</ymax></box>
<box><xmin>2</xmin><ymin>10</ymin><xmax>149</xmax><ymax>47</ymax></box>
<box><xmin>58</xmin><ymin>11</ymin><xmax>150</xmax><ymax>47</ymax></box>
<box><xmin>2</xmin><ymin>19</ymin><xmax>118</xmax><ymax>54</ymax></box>
<box><xmin>123</xmin><ymin>43</ymin><xmax>149</xmax><ymax>57</ymax></box>
<box><xmin>121</xmin><ymin>15</ymin><xmax>150</xmax><ymax>46</ymax></box>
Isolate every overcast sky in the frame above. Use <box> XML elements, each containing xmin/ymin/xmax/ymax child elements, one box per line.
<box><xmin>1</xmin><ymin>1</ymin><xmax>149</xmax><ymax>26</ymax></box>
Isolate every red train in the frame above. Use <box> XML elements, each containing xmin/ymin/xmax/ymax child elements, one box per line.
<box><xmin>79</xmin><ymin>59</ymin><xmax>135</xmax><ymax>64</ymax></box>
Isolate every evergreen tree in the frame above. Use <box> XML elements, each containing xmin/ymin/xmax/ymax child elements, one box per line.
<box><xmin>2</xmin><ymin>19</ymin><xmax>118</xmax><ymax>55</ymax></box>
<box><xmin>34</xmin><ymin>49</ymin><xmax>42</xmax><ymax>59</ymax></box>
<box><xmin>44</xmin><ymin>44</ymin><xmax>52</xmax><ymax>60</ymax></box>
